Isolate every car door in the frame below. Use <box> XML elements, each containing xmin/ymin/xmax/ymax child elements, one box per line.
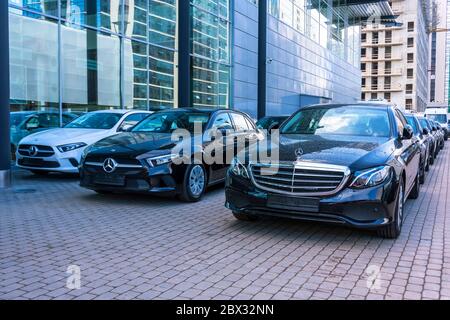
<box><xmin>207</xmin><ymin>112</ymin><xmax>235</xmax><ymax>182</ymax></box>
<box><xmin>394</xmin><ymin>109</ymin><xmax>420</xmax><ymax>193</ymax></box>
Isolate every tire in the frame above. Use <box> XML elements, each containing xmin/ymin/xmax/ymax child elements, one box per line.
<box><xmin>10</xmin><ymin>144</ymin><xmax>16</xmax><ymax>161</ymax></box>
<box><xmin>179</xmin><ymin>164</ymin><xmax>207</xmax><ymax>202</ymax></box>
<box><xmin>232</xmin><ymin>211</ymin><xmax>258</xmax><ymax>221</ymax></box>
<box><xmin>419</xmin><ymin>162</ymin><xmax>425</xmax><ymax>185</ymax></box>
<box><xmin>377</xmin><ymin>181</ymin><xmax>404</xmax><ymax>239</ymax></box>
<box><xmin>425</xmin><ymin>156</ymin><xmax>430</xmax><ymax>172</ymax></box>
<box><xmin>30</xmin><ymin>170</ymin><xmax>49</xmax><ymax>175</ymax></box>
<box><xmin>409</xmin><ymin>171</ymin><xmax>420</xmax><ymax>199</ymax></box>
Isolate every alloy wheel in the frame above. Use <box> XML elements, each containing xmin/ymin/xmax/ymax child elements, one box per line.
<box><xmin>189</xmin><ymin>165</ymin><xmax>205</xmax><ymax>197</ymax></box>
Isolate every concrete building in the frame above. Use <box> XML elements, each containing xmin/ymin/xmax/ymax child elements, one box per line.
<box><xmin>360</xmin><ymin>0</ymin><xmax>430</xmax><ymax>112</ymax></box>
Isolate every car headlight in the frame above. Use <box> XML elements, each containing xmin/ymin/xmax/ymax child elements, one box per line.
<box><xmin>146</xmin><ymin>154</ymin><xmax>177</xmax><ymax>167</ymax></box>
<box><xmin>350</xmin><ymin>166</ymin><xmax>391</xmax><ymax>189</ymax></box>
<box><xmin>230</xmin><ymin>157</ymin><xmax>249</xmax><ymax>179</ymax></box>
<box><xmin>57</xmin><ymin>142</ymin><xmax>87</xmax><ymax>153</ymax></box>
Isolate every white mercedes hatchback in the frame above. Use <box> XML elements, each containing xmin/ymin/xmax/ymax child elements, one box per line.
<box><xmin>16</xmin><ymin>110</ymin><xmax>152</xmax><ymax>174</ymax></box>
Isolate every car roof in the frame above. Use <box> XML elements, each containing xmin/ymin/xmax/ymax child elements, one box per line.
<box><xmin>166</xmin><ymin>107</ymin><xmax>228</xmax><ymax>113</ymax></box>
<box><xmin>301</xmin><ymin>103</ymin><xmax>391</xmax><ymax>110</ymax></box>
<box><xmin>89</xmin><ymin>109</ymin><xmax>152</xmax><ymax>115</ymax></box>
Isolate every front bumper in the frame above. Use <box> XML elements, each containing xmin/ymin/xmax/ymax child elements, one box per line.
<box><xmin>225</xmin><ymin>174</ymin><xmax>398</xmax><ymax>229</ymax></box>
<box><xmin>16</xmin><ymin>148</ymin><xmax>83</xmax><ymax>173</ymax></box>
<box><xmin>79</xmin><ymin>162</ymin><xmax>179</xmax><ymax>194</ymax></box>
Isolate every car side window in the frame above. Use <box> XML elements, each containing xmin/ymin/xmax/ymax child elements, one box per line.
<box><xmin>211</xmin><ymin>112</ymin><xmax>233</xmax><ymax>130</ymax></box>
<box><xmin>230</xmin><ymin>113</ymin><xmax>250</xmax><ymax>132</ymax></box>
<box><xmin>394</xmin><ymin>110</ymin><xmax>406</xmax><ymax>137</ymax></box>
<box><xmin>244</xmin><ymin>117</ymin><xmax>256</xmax><ymax>131</ymax></box>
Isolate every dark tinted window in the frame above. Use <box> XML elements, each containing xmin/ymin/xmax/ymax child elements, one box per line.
<box><xmin>133</xmin><ymin>112</ymin><xmax>210</xmax><ymax>133</ymax></box>
<box><xmin>212</xmin><ymin>112</ymin><xmax>233</xmax><ymax>130</ymax></box>
<box><xmin>281</xmin><ymin>106</ymin><xmax>391</xmax><ymax>137</ymax></box>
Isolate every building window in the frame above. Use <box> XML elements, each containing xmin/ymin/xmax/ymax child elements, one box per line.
<box><xmin>371</xmin><ymin>93</ymin><xmax>378</xmax><ymax>100</ymax></box>
<box><xmin>372</xmin><ymin>47</ymin><xmax>379</xmax><ymax>59</ymax></box>
<box><xmin>385</xmin><ymin>30</ymin><xmax>392</xmax><ymax>43</ymax></box>
<box><xmin>361</xmin><ymin>63</ymin><xmax>366</xmax><ymax>72</ymax></box>
<box><xmin>408</xmin><ymin>22</ymin><xmax>414</xmax><ymax>32</ymax></box>
<box><xmin>384</xmin><ymin>92</ymin><xmax>391</xmax><ymax>101</ymax></box>
<box><xmin>407</xmin><ymin>68</ymin><xmax>413</xmax><ymax>79</ymax></box>
<box><xmin>405</xmin><ymin>99</ymin><xmax>413</xmax><ymax>109</ymax></box>
<box><xmin>385</xmin><ymin>46</ymin><xmax>391</xmax><ymax>59</ymax></box>
<box><xmin>407</xmin><ymin>37</ymin><xmax>414</xmax><ymax>48</ymax></box>
<box><xmin>407</xmin><ymin>53</ymin><xmax>414</xmax><ymax>63</ymax></box>
<box><xmin>361</xmin><ymin>48</ymin><xmax>366</xmax><ymax>57</ymax></box>
<box><xmin>361</xmin><ymin>33</ymin><xmax>367</xmax><ymax>43</ymax></box>
<box><xmin>406</xmin><ymin>84</ymin><xmax>413</xmax><ymax>94</ymax></box>
<box><xmin>361</xmin><ymin>92</ymin><xmax>366</xmax><ymax>100</ymax></box>
<box><xmin>372</xmin><ymin>32</ymin><xmax>379</xmax><ymax>44</ymax></box>
<box><xmin>362</xmin><ymin>78</ymin><xmax>366</xmax><ymax>87</ymax></box>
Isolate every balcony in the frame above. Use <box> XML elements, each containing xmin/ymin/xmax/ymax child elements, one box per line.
<box><xmin>361</xmin><ymin>39</ymin><xmax>403</xmax><ymax>47</ymax></box>
<box><xmin>361</xmin><ymin>54</ymin><xmax>402</xmax><ymax>62</ymax></box>
<box><xmin>362</xmin><ymin>83</ymin><xmax>402</xmax><ymax>93</ymax></box>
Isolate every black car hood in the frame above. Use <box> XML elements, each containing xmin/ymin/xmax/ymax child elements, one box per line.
<box><xmin>254</xmin><ymin>134</ymin><xmax>395</xmax><ymax>170</ymax></box>
<box><xmin>89</xmin><ymin>132</ymin><xmax>179</xmax><ymax>158</ymax></box>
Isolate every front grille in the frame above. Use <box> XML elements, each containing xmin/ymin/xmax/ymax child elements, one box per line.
<box><xmin>250</xmin><ymin>162</ymin><xmax>349</xmax><ymax>196</ymax></box>
<box><xmin>18</xmin><ymin>158</ymin><xmax>60</xmax><ymax>168</ymax></box>
<box><xmin>18</xmin><ymin>144</ymin><xmax>55</xmax><ymax>157</ymax></box>
<box><xmin>85</xmin><ymin>156</ymin><xmax>141</xmax><ymax>166</ymax></box>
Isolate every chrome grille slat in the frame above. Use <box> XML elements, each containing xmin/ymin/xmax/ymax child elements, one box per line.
<box><xmin>250</xmin><ymin>162</ymin><xmax>350</xmax><ymax>196</ymax></box>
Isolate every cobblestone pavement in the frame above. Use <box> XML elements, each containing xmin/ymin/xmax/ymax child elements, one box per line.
<box><xmin>1</xmin><ymin>146</ymin><xmax>450</xmax><ymax>300</ymax></box>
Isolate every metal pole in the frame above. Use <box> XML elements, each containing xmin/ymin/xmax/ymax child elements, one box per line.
<box><xmin>0</xmin><ymin>0</ymin><xmax>11</xmax><ymax>188</ymax></box>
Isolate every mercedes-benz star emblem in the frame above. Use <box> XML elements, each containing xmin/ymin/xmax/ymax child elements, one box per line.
<box><xmin>295</xmin><ymin>147</ymin><xmax>304</xmax><ymax>160</ymax></box>
<box><xmin>29</xmin><ymin>146</ymin><xmax>38</xmax><ymax>157</ymax></box>
<box><xmin>103</xmin><ymin>158</ymin><xmax>118</xmax><ymax>173</ymax></box>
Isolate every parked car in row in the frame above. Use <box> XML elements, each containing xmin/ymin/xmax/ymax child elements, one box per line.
<box><xmin>434</xmin><ymin>122</ymin><xmax>446</xmax><ymax>150</ymax></box>
<box><xmin>225</xmin><ymin>103</ymin><xmax>422</xmax><ymax>239</ymax></box>
<box><xmin>418</xmin><ymin>117</ymin><xmax>438</xmax><ymax>164</ymax></box>
<box><xmin>79</xmin><ymin>108</ymin><xmax>264</xmax><ymax>202</ymax></box>
<box><xmin>405</xmin><ymin>114</ymin><xmax>430</xmax><ymax>184</ymax></box>
<box><xmin>10</xmin><ymin>111</ymin><xmax>78</xmax><ymax>158</ymax></box>
<box><xmin>16</xmin><ymin>110</ymin><xmax>152</xmax><ymax>175</ymax></box>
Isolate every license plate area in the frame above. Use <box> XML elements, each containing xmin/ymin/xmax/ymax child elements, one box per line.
<box><xmin>267</xmin><ymin>194</ymin><xmax>320</xmax><ymax>212</ymax></box>
<box><xmin>93</xmin><ymin>174</ymin><xmax>125</xmax><ymax>186</ymax></box>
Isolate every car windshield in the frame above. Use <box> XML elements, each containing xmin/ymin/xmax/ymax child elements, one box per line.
<box><xmin>10</xmin><ymin>113</ymin><xmax>33</xmax><ymax>126</ymax></box>
<box><xmin>280</xmin><ymin>106</ymin><xmax>391</xmax><ymax>137</ymax></box>
<box><xmin>132</xmin><ymin>112</ymin><xmax>211</xmax><ymax>133</ymax></box>
<box><xmin>428</xmin><ymin>114</ymin><xmax>447</xmax><ymax>124</ymax></box>
<box><xmin>256</xmin><ymin>117</ymin><xmax>287</xmax><ymax>129</ymax></box>
<box><xmin>65</xmin><ymin>112</ymin><xmax>122</xmax><ymax>129</ymax></box>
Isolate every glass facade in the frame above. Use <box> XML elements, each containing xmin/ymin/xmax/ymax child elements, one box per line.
<box><xmin>8</xmin><ymin>0</ymin><xmax>232</xmax><ymax>123</ymax></box>
<box><xmin>190</xmin><ymin>0</ymin><xmax>232</xmax><ymax>108</ymax></box>
<box><xmin>268</xmin><ymin>0</ymin><xmax>360</xmax><ymax>67</ymax></box>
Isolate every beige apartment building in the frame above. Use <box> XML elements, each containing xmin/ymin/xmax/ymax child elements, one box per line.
<box><xmin>360</xmin><ymin>0</ymin><xmax>430</xmax><ymax>112</ymax></box>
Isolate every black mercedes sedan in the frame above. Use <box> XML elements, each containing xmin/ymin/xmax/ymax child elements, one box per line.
<box><xmin>79</xmin><ymin>108</ymin><xmax>263</xmax><ymax>202</ymax></box>
<box><xmin>405</xmin><ymin>113</ymin><xmax>430</xmax><ymax>184</ymax></box>
<box><xmin>225</xmin><ymin>103</ymin><xmax>421</xmax><ymax>238</ymax></box>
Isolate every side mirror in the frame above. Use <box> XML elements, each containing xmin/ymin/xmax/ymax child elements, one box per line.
<box><xmin>422</xmin><ymin>128</ymin><xmax>429</xmax><ymax>135</ymax></box>
<box><xmin>118</xmin><ymin>123</ymin><xmax>135</xmax><ymax>132</ymax></box>
<box><xmin>402</xmin><ymin>125</ymin><xmax>414</xmax><ymax>140</ymax></box>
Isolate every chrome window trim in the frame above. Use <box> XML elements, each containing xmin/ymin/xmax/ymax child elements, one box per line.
<box><xmin>249</xmin><ymin>161</ymin><xmax>351</xmax><ymax>196</ymax></box>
